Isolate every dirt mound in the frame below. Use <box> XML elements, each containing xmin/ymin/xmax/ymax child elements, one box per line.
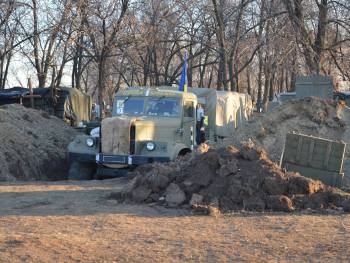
<box><xmin>109</xmin><ymin>97</ymin><xmax>350</xmax><ymax>213</ymax></box>
<box><xmin>111</xmin><ymin>144</ymin><xmax>350</xmax><ymax>213</ymax></box>
<box><xmin>0</xmin><ymin>104</ymin><xmax>78</xmax><ymax>181</ymax></box>
<box><xmin>222</xmin><ymin>97</ymin><xmax>350</xmax><ymax>186</ymax></box>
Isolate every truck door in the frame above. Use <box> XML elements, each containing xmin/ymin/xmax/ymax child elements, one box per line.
<box><xmin>182</xmin><ymin>100</ymin><xmax>196</xmax><ymax>147</ymax></box>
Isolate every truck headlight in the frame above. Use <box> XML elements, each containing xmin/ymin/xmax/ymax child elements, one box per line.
<box><xmin>86</xmin><ymin>138</ymin><xmax>95</xmax><ymax>147</ymax></box>
<box><xmin>146</xmin><ymin>142</ymin><xmax>155</xmax><ymax>151</ymax></box>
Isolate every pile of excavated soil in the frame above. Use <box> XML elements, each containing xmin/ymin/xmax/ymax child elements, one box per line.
<box><xmin>0</xmin><ymin>104</ymin><xmax>78</xmax><ymax>181</ymax></box>
<box><xmin>112</xmin><ymin>144</ymin><xmax>350</xmax><ymax>213</ymax></box>
<box><xmin>110</xmin><ymin>97</ymin><xmax>350</xmax><ymax>213</ymax></box>
<box><xmin>222</xmin><ymin>97</ymin><xmax>350</xmax><ymax>186</ymax></box>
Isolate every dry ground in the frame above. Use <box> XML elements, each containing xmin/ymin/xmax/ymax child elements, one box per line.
<box><xmin>1</xmin><ymin>99</ymin><xmax>350</xmax><ymax>262</ymax></box>
<box><xmin>1</xmin><ymin>178</ymin><xmax>350</xmax><ymax>263</ymax></box>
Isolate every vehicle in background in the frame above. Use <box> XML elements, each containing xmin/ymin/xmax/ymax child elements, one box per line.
<box><xmin>0</xmin><ymin>86</ymin><xmax>92</xmax><ymax>127</ymax></box>
<box><xmin>334</xmin><ymin>90</ymin><xmax>350</xmax><ymax>107</ymax></box>
<box><xmin>275</xmin><ymin>75</ymin><xmax>334</xmax><ymax>104</ymax></box>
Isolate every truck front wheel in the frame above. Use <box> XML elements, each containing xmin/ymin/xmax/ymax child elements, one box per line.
<box><xmin>68</xmin><ymin>162</ymin><xmax>96</xmax><ymax>180</ymax></box>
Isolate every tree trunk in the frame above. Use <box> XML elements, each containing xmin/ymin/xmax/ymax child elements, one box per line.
<box><xmin>269</xmin><ymin>71</ymin><xmax>275</xmax><ymax>102</ymax></box>
<box><xmin>32</xmin><ymin>0</ymin><xmax>44</xmax><ymax>87</ymax></box>
<box><xmin>262</xmin><ymin>69</ymin><xmax>270</xmax><ymax>112</ymax></box>
<box><xmin>285</xmin><ymin>70</ymin><xmax>289</xmax><ymax>92</ymax></box>
<box><xmin>4</xmin><ymin>54</ymin><xmax>10</xmax><ymax>88</ymax></box>
<box><xmin>212</xmin><ymin>0</ymin><xmax>227</xmax><ymax>90</ymax></box>
<box><xmin>257</xmin><ymin>54</ymin><xmax>263</xmax><ymax>112</ymax></box>
<box><xmin>314</xmin><ymin>0</ymin><xmax>328</xmax><ymax>74</ymax></box>
<box><xmin>151</xmin><ymin>48</ymin><xmax>158</xmax><ymax>86</ymax></box>
<box><xmin>199</xmin><ymin>53</ymin><xmax>209</xmax><ymax>87</ymax></box>
<box><xmin>246</xmin><ymin>69</ymin><xmax>251</xmax><ymax>95</ymax></box>
<box><xmin>97</xmin><ymin>56</ymin><xmax>107</xmax><ymax>117</ymax></box>
<box><xmin>282</xmin><ymin>0</ymin><xmax>328</xmax><ymax>73</ymax></box>
<box><xmin>143</xmin><ymin>49</ymin><xmax>151</xmax><ymax>86</ymax></box>
<box><xmin>234</xmin><ymin>64</ymin><xmax>239</xmax><ymax>92</ymax></box>
<box><xmin>279</xmin><ymin>68</ymin><xmax>284</xmax><ymax>93</ymax></box>
<box><xmin>72</xmin><ymin>35</ymin><xmax>84</xmax><ymax>89</ymax></box>
<box><xmin>290</xmin><ymin>70</ymin><xmax>296</xmax><ymax>91</ymax></box>
<box><xmin>0</xmin><ymin>59</ymin><xmax>4</xmax><ymax>90</ymax></box>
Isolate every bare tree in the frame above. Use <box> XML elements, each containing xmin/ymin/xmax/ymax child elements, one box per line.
<box><xmin>73</xmin><ymin>0</ymin><xmax>129</xmax><ymax>111</ymax></box>
<box><xmin>211</xmin><ymin>0</ymin><xmax>228</xmax><ymax>90</ymax></box>
<box><xmin>1</xmin><ymin>0</ymin><xmax>349</xmax><ymax>102</ymax></box>
<box><xmin>282</xmin><ymin>0</ymin><xmax>350</xmax><ymax>75</ymax></box>
<box><xmin>210</xmin><ymin>0</ymin><xmax>269</xmax><ymax>91</ymax></box>
<box><xmin>0</xmin><ymin>1</ymin><xmax>19</xmax><ymax>89</ymax></box>
<box><xmin>17</xmin><ymin>0</ymin><xmax>73</xmax><ymax>88</ymax></box>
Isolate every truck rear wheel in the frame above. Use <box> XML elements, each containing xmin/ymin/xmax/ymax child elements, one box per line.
<box><xmin>68</xmin><ymin>162</ymin><xmax>96</xmax><ymax>180</ymax></box>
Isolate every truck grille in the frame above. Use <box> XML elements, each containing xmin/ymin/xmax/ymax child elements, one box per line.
<box><xmin>130</xmin><ymin>124</ymin><xmax>135</xmax><ymax>154</ymax></box>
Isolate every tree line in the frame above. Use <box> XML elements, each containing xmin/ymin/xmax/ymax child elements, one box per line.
<box><xmin>0</xmin><ymin>0</ymin><xmax>349</xmax><ymax>108</ymax></box>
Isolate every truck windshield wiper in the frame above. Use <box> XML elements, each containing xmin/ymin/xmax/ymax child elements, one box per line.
<box><xmin>122</xmin><ymin>96</ymin><xmax>130</xmax><ymax>104</ymax></box>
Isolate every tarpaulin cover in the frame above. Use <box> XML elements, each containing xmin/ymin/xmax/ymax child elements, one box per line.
<box><xmin>63</xmin><ymin>87</ymin><xmax>92</xmax><ymax>124</ymax></box>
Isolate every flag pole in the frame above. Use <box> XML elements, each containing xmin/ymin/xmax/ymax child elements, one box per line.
<box><xmin>179</xmin><ymin>51</ymin><xmax>188</xmax><ymax>92</ymax></box>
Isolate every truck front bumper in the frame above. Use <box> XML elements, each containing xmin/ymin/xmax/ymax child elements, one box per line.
<box><xmin>96</xmin><ymin>153</ymin><xmax>170</xmax><ymax>165</ymax></box>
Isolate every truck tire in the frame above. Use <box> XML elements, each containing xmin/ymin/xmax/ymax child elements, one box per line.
<box><xmin>68</xmin><ymin>162</ymin><xmax>96</xmax><ymax>180</ymax></box>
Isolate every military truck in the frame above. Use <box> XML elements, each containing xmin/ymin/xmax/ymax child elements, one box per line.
<box><xmin>67</xmin><ymin>87</ymin><xmax>252</xmax><ymax>179</ymax></box>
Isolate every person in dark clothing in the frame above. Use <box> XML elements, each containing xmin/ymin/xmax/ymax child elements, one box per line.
<box><xmin>196</xmin><ymin>116</ymin><xmax>206</xmax><ymax>144</ymax></box>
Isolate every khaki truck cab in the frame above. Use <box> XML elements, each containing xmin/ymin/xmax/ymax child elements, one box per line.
<box><xmin>67</xmin><ymin>88</ymin><xmax>198</xmax><ymax>179</ymax></box>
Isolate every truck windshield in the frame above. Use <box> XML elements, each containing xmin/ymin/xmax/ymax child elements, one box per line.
<box><xmin>114</xmin><ymin>96</ymin><xmax>180</xmax><ymax>117</ymax></box>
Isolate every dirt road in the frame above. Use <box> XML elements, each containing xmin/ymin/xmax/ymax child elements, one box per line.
<box><xmin>0</xmin><ymin>178</ymin><xmax>350</xmax><ymax>262</ymax></box>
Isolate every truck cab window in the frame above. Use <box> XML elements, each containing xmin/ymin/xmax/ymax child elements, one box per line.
<box><xmin>184</xmin><ymin>101</ymin><xmax>194</xmax><ymax>117</ymax></box>
<box><xmin>114</xmin><ymin>97</ymin><xmax>145</xmax><ymax>115</ymax></box>
<box><xmin>146</xmin><ymin>97</ymin><xmax>180</xmax><ymax>117</ymax></box>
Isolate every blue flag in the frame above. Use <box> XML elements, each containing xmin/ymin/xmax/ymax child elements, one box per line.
<box><xmin>179</xmin><ymin>52</ymin><xmax>187</xmax><ymax>92</ymax></box>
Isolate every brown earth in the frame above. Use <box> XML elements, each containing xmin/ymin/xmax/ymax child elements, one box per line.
<box><xmin>1</xmin><ymin>100</ymin><xmax>350</xmax><ymax>214</ymax></box>
<box><xmin>224</xmin><ymin>97</ymin><xmax>350</xmax><ymax>185</ymax></box>
<box><xmin>1</xmin><ymin>179</ymin><xmax>350</xmax><ymax>262</ymax></box>
<box><xmin>119</xmin><ymin>143</ymin><xmax>350</xmax><ymax>214</ymax></box>
<box><xmin>110</xmin><ymin>97</ymin><xmax>350</xmax><ymax>214</ymax></box>
<box><xmin>0</xmin><ymin>104</ymin><xmax>78</xmax><ymax>181</ymax></box>
<box><xmin>1</xmin><ymin>99</ymin><xmax>350</xmax><ymax>262</ymax></box>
